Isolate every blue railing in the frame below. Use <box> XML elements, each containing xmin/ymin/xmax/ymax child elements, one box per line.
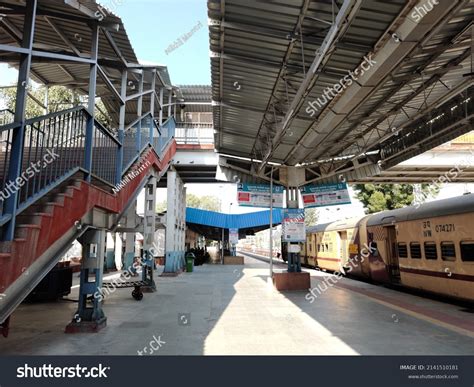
<box><xmin>0</xmin><ymin>106</ymin><xmax>176</xmax><ymax>238</ymax></box>
<box><xmin>157</xmin><ymin>116</ymin><xmax>175</xmax><ymax>153</ymax></box>
<box><xmin>19</xmin><ymin>107</ymin><xmax>88</xmax><ymax>209</ymax></box>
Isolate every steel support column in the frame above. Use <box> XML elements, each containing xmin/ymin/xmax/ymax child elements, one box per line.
<box><xmin>3</xmin><ymin>0</ymin><xmax>37</xmax><ymax>241</ymax></box>
<box><xmin>136</xmin><ymin>71</ymin><xmax>144</xmax><ymax>153</ymax></box>
<box><xmin>116</xmin><ymin>69</ymin><xmax>127</xmax><ymax>185</ymax></box>
<box><xmin>66</xmin><ymin>229</ymin><xmax>107</xmax><ymax>333</ymax></box>
<box><xmin>167</xmin><ymin>89</ymin><xmax>172</xmax><ymax>118</ymax></box>
<box><xmin>149</xmin><ymin>70</ymin><xmax>157</xmax><ymax>144</ymax></box>
<box><xmin>159</xmin><ymin>88</ymin><xmax>164</xmax><ymax>125</ymax></box>
<box><xmin>84</xmin><ymin>22</ymin><xmax>99</xmax><ymax>182</ymax></box>
<box><xmin>123</xmin><ymin>202</ymin><xmax>138</xmax><ymax>273</ymax></box>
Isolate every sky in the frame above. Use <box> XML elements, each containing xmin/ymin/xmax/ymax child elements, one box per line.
<box><xmin>117</xmin><ymin>0</ymin><xmax>210</xmax><ymax>85</ymax></box>
<box><xmin>0</xmin><ymin>0</ymin><xmax>210</xmax><ymax>89</ymax></box>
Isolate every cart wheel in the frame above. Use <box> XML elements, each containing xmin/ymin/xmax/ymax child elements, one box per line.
<box><xmin>132</xmin><ymin>289</ymin><xmax>143</xmax><ymax>301</ymax></box>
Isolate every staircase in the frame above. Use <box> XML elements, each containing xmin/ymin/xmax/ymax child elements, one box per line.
<box><xmin>0</xmin><ymin>107</ymin><xmax>176</xmax><ymax>327</ymax></box>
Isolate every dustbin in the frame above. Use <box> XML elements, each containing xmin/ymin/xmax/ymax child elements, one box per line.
<box><xmin>185</xmin><ymin>253</ymin><xmax>195</xmax><ymax>273</ymax></box>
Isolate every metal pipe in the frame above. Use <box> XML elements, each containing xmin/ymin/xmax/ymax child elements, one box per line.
<box><xmin>269</xmin><ymin>166</ymin><xmax>274</xmax><ymax>278</ymax></box>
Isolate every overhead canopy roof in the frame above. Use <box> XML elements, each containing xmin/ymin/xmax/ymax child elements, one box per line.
<box><xmin>176</xmin><ymin>84</ymin><xmax>212</xmax><ymax>113</ymax></box>
<box><xmin>186</xmin><ymin>207</ymin><xmax>283</xmax><ymax>240</ymax></box>
<box><xmin>0</xmin><ymin>0</ymin><xmax>175</xmax><ymax>128</ymax></box>
<box><xmin>209</xmin><ymin>0</ymin><xmax>474</xmax><ymax>184</ymax></box>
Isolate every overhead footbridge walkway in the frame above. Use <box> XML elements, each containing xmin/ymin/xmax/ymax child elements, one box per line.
<box><xmin>0</xmin><ymin>0</ymin><xmax>179</xmax><ymax>333</ymax></box>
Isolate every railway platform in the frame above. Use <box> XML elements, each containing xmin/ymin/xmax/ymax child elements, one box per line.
<box><xmin>0</xmin><ymin>255</ymin><xmax>473</xmax><ymax>356</ymax></box>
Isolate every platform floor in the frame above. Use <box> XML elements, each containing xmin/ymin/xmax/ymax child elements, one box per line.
<box><xmin>0</xmin><ymin>255</ymin><xmax>473</xmax><ymax>355</ymax></box>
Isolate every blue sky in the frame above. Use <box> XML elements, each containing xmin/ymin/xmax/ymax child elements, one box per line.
<box><xmin>0</xmin><ymin>0</ymin><xmax>210</xmax><ymax>87</ymax></box>
<box><xmin>118</xmin><ymin>0</ymin><xmax>210</xmax><ymax>85</ymax></box>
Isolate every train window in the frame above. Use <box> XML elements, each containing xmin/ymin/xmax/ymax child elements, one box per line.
<box><xmin>325</xmin><ymin>243</ymin><xmax>329</xmax><ymax>251</ymax></box>
<box><xmin>410</xmin><ymin>243</ymin><xmax>422</xmax><ymax>259</ymax></box>
<box><xmin>424</xmin><ymin>242</ymin><xmax>438</xmax><ymax>260</ymax></box>
<box><xmin>460</xmin><ymin>241</ymin><xmax>474</xmax><ymax>262</ymax></box>
<box><xmin>397</xmin><ymin>243</ymin><xmax>408</xmax><ymax>258</ymax></box>
<box><xmin>441</xmin><ymin>242</ymin><xmax>456</xmax><ymax>262</ymax></box>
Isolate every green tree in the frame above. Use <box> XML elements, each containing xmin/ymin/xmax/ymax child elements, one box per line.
<box><xmin>156</xmin><ymin>200</ymin><xmax>167</xmax><ymax>213</ymax></box>
<box><xmin>0</xmin><ymin>85</ymin><xmax>110</xmax><ymax>126</ymax></box>
<box><xmin>186</xmin><ymin>193</ymin><xmax>221</xmax><ymax>212</ymax></box>
<box><xmin>156</xmin><ymin>194</ymin><xmax>222</xmax><ymax>213</ymax></box>
<box><xmin>304</xmin><ymin>208</ymin><xmax>319</xmax><ymax>227</ymax></box>
<box><xmin>353</xmin><ymin>183</ymin><xmax>438</xmax><ymax>214</ymax></box>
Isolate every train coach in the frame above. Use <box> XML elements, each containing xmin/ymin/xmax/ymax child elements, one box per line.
<box><xmin>301</xmin><ymin>194</ymin><xmax>474</xmax><ymax>303</ymax></box>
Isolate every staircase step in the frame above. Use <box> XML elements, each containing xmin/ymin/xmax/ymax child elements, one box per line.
<box><xmin>52</xmin><ymin>193</ymin><xmax>73</xmax><ymax>205</ymax></box>
<box><xmin>15</xmin><ymin>224</ymin><xmax>41</xmax><ymax>239</ymax></box>
<box><xmin>69</xmin><ymin>179</ymin><xmax>85</xmax><ymax>188</ymax></box>
<box><xmin>17</xmin><ymin>212</ymin><xmax>52</xmax><ymax>225</ymax></box>
<box><xmin>65</xmin><ymin>185</ymin><xmax>81</xmax><ymax>195</ymax></box>
<box><xmin>28</xmin><ymin>202</ymin><xmax>64</xmax><ymax>214</ymax></box>
<box><xmin>0</xmin><ymin>241</ymin><xmax>12</xmax><ymax>254</ymax></box>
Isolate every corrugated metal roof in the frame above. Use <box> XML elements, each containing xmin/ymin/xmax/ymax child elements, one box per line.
<box><xmin>175</xmin><ymin>85</ymin><xmax>212</xmax><ymax>113</ymax></box>
<box><xmin>307</xmin><ymin>216</ymin><xmax>366</xmax><ymax>233</ymax></box>
<box><xmin>209</xmin><ymin>0</ymin><xmax>473</xmax><ymax>181</ymax></box>
<box><xmin>186</xmin><ymin>207</ymin><xmax>283</xmax><ymax>229</ymax></box>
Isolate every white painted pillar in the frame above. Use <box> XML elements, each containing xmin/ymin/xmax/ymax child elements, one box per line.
<box><xmin>165</xmin><ymin>170</ymin><xmax>186</xmax><ymax>272</ymax></box>
<box><xmin>142</xmin><ymin>177</ymin><xmax>157</xmax><ymax>290</ymax></box>
<box><xmin>124</xmin><ymin>201</ymin><xmax>137</xmax><ymax>271</ymax></box>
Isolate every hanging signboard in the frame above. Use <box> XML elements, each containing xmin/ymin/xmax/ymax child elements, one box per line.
<box><xmin>229</xmin><ymin>228</ymin><xmax>239</xmax><ymax>245</ymax></box>
<box><xmin>237</xmin><ymin>183</ymin><xmax>284</xmax><ymax>208</ymax></box>
<box><xmin>300</xmin><ymin>182</ymin><xmax>351</xmax><ymax>208</ymax></box>
<box><xmin>282</xmin><ymin>209</ymin><xmax>306</xmax><ymax>242</ymax></box>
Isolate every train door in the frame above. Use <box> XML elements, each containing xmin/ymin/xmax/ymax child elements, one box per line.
<box><xmin>385</xmin><ymin>226</ymin><xmax>401</xmax><ymax>283</ymax></box>
<box><xmin>339</xmin><ymin>231</ymin><xmax>348</xmax><ymax>267</ymax></box>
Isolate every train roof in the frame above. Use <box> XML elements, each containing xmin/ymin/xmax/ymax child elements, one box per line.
<box><xmin>307</xmin><ymin>216</ymin><xmax>367</xmax><ymax>233</ymax></box>
<box><xmin>367</xmin><ymin>193</ymin><xmax>474</xmax><ymax>226</ymax></box>
<box><xmin>306</xmin><ymin>194</ymin><xmax>474</xmax><ymax>233</ymax></box>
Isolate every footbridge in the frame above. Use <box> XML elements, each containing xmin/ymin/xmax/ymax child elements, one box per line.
<box><xmin>0</xmin><ymin>0</ymin><xmax>178</xmax><ymax>332</ymax></box>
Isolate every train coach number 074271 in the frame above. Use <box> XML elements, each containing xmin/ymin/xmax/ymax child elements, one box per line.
<box><xmin>434</xmin><ymin>224</ymin><xmax>455</xmax><ymax>233</ymax></box>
